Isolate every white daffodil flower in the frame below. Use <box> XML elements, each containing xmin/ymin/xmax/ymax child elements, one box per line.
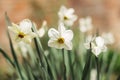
<box><xmin>102</xmin><ymin>32</ymin><xmax>115</xmax><ymax>44</ymax></box>
<box><xmin>79</xmin><ymin>16</ymin><xmax>93</xmax><ymax>32</ymax></box>
<box><xmin>8</xmin><ymin>19</ymin><xmax>36</xmax><ymax>43</ymax></box>
<box><xmin>38</xmin><ymin>20</ymin><xmax>47</xmax><ymax>37</ymax></box>
<box><xmin>84</xmin><ymin>36</ymin><xmax>107</xmax><ymax>57</ymax></box>
<box><xmin>58</xmin><ymin>5</ymin><xmax>77</xmax><ymax>27</ymax></box>
<box><xmin>48</xmin><ymin>23</ymin><xmax>73</xmax><ymax>50</ymax></box>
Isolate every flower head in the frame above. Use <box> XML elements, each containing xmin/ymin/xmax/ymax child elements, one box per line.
<box><xmin>58</xmin><ymin>5</ymin><xmax>77</xmax><ymax>27</ymax></box>
<box><xmin>79</xmin><ymin>16</ymin><xmax>93</xmax><ymax>32</ymax></box>
<box><xmin>102</xmin><ymin>32</ymin><xmax>115</xmax><ymax>45</ymax></box>
<box><xmin>84</xmin><ymin>36</ymin><xmax>107</xmax><ymax>57</ymax></box>
<box><xmin>8</xmin><ymin>19</ymin><xmax>36</xmax><ymax>43</ymax></box>
<box><xmin>48</xmin><ymin>23</ymin><xmax>73</xmax><ymax>50</ymax></box>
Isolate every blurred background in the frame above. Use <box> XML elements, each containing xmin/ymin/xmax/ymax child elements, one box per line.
<box><xmin>0</xmin><ymin>0</ymin><xmax>120</xmax><ymax>79</ymax></box>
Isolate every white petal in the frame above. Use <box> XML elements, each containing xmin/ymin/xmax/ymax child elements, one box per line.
<box><xmin>67</xmin><ymin>8</ymin><xmax>74</xmax><ymax>14</ymax></box>
<box><xmin>58</xmin><ymin>6</ymin><xmax>66</xmax><ymax>18</ymax></box>
<box><xmin>48</xmin><ymin>39</ymin><xmax>64</xmax><ymax>49</ymax></box>
<box><xmin>62</xmin><ymin>30</ymin><xmax>73</xmax><ymax>41</ymax></box>
<box><xmin>64</xmin><ymin>41</ymin><xmax>73</xmax><ymax>50</ymax></box>
<box><xmin>23</xmin><ymin>38</ymin><xmax>32</xmax><ymax>43</ymax></box>
<box><xmin>27</xmin><ymin>32</ymin><xmax>37</xmax><ymax>38</ymax></box>
<box><xmin>80</xmin><ymin>25</ymin><xmax>87</xmax><ymax>32</ymax></box>
<box><xmin>92</xmin><ymin>47</ymin><xmax>102</xmax><ymax>57</ymax></box>
<box><xmin>95</xmin><ymin>36</ymin><xmax>105</xmax><ymax>47</ymax></box>
<box><xmin>101</xmin><ymin>46</ymin><xmax>107</xmax><ymax>52</ymax></box>
<box><xmin>102</xmin><ymin>32</ymin><xmax>115</xmax><ymax>44</ymax></box>
<box><xmin>58</xmin><ymin>23</ymin><xmax>66</xmax><ymax>33</ymax></box>
<box><xmin>38</xmin><ymin>28</ymin><xmax>45</xmax><ymax>37</ymax></box>
<box><xmin>48</xmin><ymin>28</ymin><xmax>59</xmax><ymax>39</ymax></box>
<box><xmin>19</xmin><ymin>19</ymin><xmax>32</xmax><ymax>33</ymax></box>
<box><xmin>8</xmin><ymin>23</ymin><xmax>20</xmax><ymax>34</ymax></box>
<box><xmin>86</xmin><ymin>17</ymin><xmax>92</xmax><ymax>24</ymax></box>
<box><xmin>14</xmin><ymin>36</ymin><xmax>22</xmax><ymax>42</ymax></box>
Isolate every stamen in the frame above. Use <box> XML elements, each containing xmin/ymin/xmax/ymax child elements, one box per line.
<box><xmin>64</xmin><ymin>16</ymin><xmax>68</xmax><ymax>20</ymax></box>
<box><xmin>18</xmin><ymin>32</ymin><xmax>26</xmax><ymax>38</ymax></box>
<box><xmin>57</xmin><ymin>38</ymin><xmax>64</xmax><ymax>44</ymax></box>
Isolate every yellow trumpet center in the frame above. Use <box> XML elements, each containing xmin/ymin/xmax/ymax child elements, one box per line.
<box><xmin>64</xmin><ymin>16</ymin><xmax>68</xmax><ymax>20</ymax></box>
<box><xmin>57</xmin><ymin>38</ymin><xmax>65</xmax><ymax>44</ymax></box>
<box><xmin>18</xmin><ymin>32</ymin><xmax>26</xmax><ymax>38</ymax></box>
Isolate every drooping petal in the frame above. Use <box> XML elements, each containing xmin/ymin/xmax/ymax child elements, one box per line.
<box><xmin>48</xmin><ymin>28</ymin><xmax>59</xmax><ymax>39</ymax></box>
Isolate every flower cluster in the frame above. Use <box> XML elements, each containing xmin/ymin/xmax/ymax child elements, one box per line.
<box><xmin>4</xmin><ymin>5</ymin><xmax>119</xmax><ymax>80</ymax></box>
<box><xmin>84</xmin><ymin>35</ymin><xmax>107</xmax><ymax>57</ymax></box>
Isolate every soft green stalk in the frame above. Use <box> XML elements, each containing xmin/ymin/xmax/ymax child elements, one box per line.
<box><xmin>68</xmin><ymin>50</ymin><xmax>74</xmax><ymax>80</ymax></box>
<box><xmin>95</xmin><ymin>56</ymin><xmax>100</xmax><ymax>80</ymax></box>
<box><xmin>82</xmin><ymin>46</ymin><xmax>92</xmax><ymax>80</ymax></box>
<box><xmin>62</xmin><ymin>49</ymin><xmax>67</xmax><ymax>80</ymax></box>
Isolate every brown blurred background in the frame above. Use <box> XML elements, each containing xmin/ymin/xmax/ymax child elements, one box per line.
<box><xmin>0</xmin><ymin>0</ymin><xmax>120</xmax><ymax>79</ymax></box>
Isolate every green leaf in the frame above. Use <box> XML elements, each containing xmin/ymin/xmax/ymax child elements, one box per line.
<box><xmin>0</xmin><ymin>48</ymin><xmax>15</xmax><ymax>67</ymax></box>
<box><xmin>81</xmin><ymin>48</ymin><xmax>92</xmax><ymax>80</ymax></box>
<box><xmin>32</xmin><ymin>23</ymin><xmax>50</xmax><ymax>80</ymax></box>
<box><xmin>5</xmin><ymin>12</ymin><xmax>24</xmax><ymax>80</ymax></box>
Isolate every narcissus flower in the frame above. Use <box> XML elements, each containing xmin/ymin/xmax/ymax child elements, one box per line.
<box><xmin>79</xmin><ymin>16</ymin><xmax>93</xmax><ymax>32</ymax></box>
<box><xmin>58</xmin><ymin>5</ymin><xmax>77</xmax><ymax>27</ymax></box>
<box><xmin>92</xmin><ymin>36</ymin><xmax>107</xmax><ymax>56</ymax></box>
<box><xmin>8</xmin><ymin>19</ymin><xmax>36</xmax><ymax>43</ymax></box>
<box><xmin>102</xmin><ymin>32</ymin><xmax>115</xmax><ymax>45</ymax></box>
<box><xmin>84</xmin><ymin>36</ymin><xmax>107</xmax><ymax>57</ymax></box>
<box><xmin>48</xmin><ymin>23</ymin><xmax>73</xmax><ymax>50</ymax></box>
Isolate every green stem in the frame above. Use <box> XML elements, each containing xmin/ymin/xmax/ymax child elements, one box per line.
<box><xmin>68</xmin><ymin>50</ymin><xmax>74</xmax><ymax>80</ymax></box>
<box><xmin>82</xmin><ymin>48</ymin><xmax>92</xmax><ymax>80</ymax></box>
<box><xmin>62</xmin><ymin>49</ymin><xmax>66</xmax><ymax>80</ymax></box>
<box><xmin>95</xmin><ymin>57</ymin><xmax>99</xmax><ymax>80</ymax></box>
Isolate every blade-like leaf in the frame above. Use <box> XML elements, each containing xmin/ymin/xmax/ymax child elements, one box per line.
<box><xmin>0</xmin><ymin>48</ymin><xmax>15</xmax><ymax>67</ymax></box>
<box><xmin>82</xmin><ymin>48</ymin><xmax>92</xmax><ymax>80</ymax></box>
<box><xmin>32</xmin><ymin>23</ymin><xmax>50</xmax><ymax>80</ymax></box>
<box><xmin>5</xmin><ymin>13</ymin><xmax>24</xmax><ymax>80</ymax></box>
